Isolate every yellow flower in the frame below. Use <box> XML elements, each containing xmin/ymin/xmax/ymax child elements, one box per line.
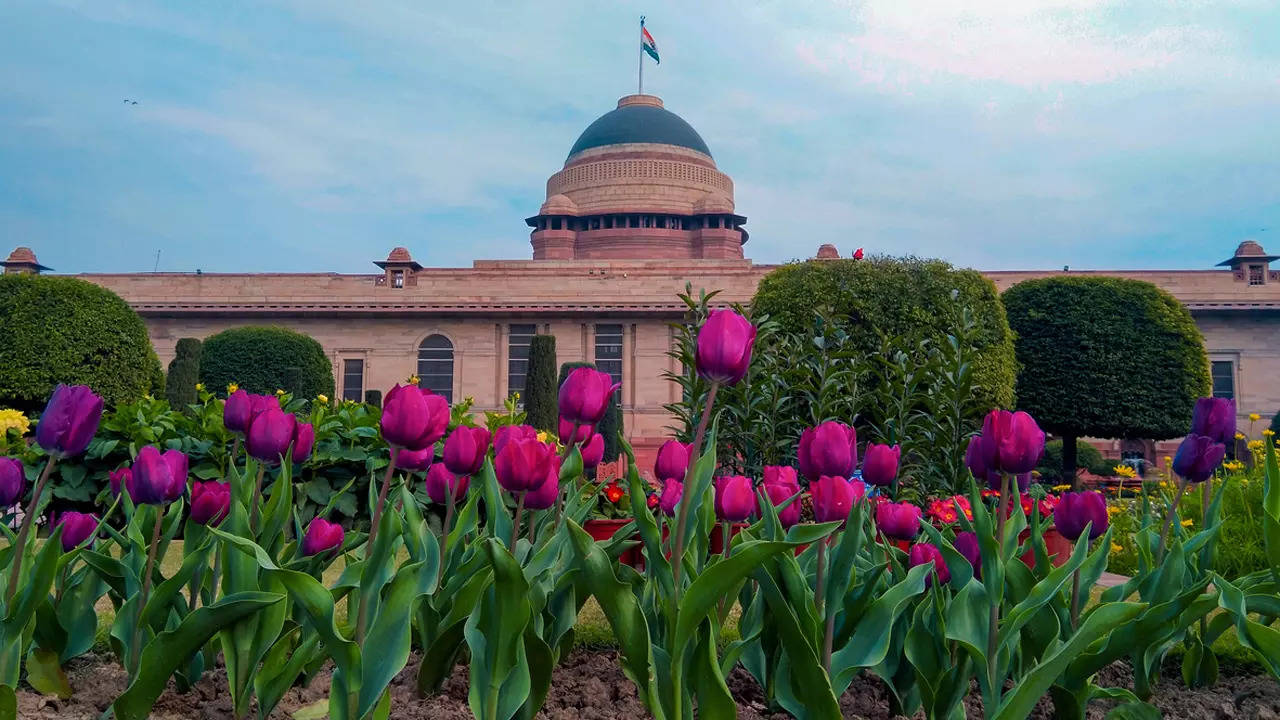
<box><xmin>0</xmin><ymin>409</ymin><xmax>31</xmax><ymax>436</ymax></box>
<box><xmin>1249</xmin><ymin>413</ymin><xmax>1261</xmax><ymax>422</ymax></box>
<box><xmin>276</xmin><ymin>389</ymin><xmax>286</xmax><ymax>396</ymax></box>
<box><xmin>1265</xmin><ymin>429</ymin><xmax>1276</xmax><ymax>437</ymax></box>
<box><xmin>1107</xmin><ymin>505</ymin><xmax>1121</xmax><ymax>516</ymax></box>
<box><xmin>1235</xmin><ymin>432</ymin><xmax>1246</xmax><ymax>440</ymax></box>
<box><xmin>1248</xmin><ymin>440</ymin><xmax>1264</xmax><ymax>452</ymax></box>
<box><xmin>316</xmin><ymin>394</ymin><xmax>329</xmax><ymax>405</ymax></box>
<box><xmin>408</xmin><ymin>375</ymin><xmax>421</xmax><ymax>386</ymax></box>
<box><xmin>1159</xmin><ymin>481</ymin><xmax>1170</xmax><ymax>489</ymax></box>
<box><xmin>1051</xmin><ymin>484</ymin><xmax>1072</xmax><ymax>492</ymax></box>
<box><xmin>1223</xmin><ymin>460</ymin><xmax>1245</xmax><ymax>472</ymax></box>
<box><xmin>1163</xmin><ymin>456</ymin><xmax>1173</xmax><ymax>464</ymax></box>
<box><xmin>1181</xmin><ymin>518</ymin><xmax>1194</xmax><ymax>527</ymax></box>
<box><xmin>1113</xmin><ymin>465</ymin><xmax>1137</xmax><ymax>479</ymax></box>
<box><xmin>195</xmin><ymin>382</ymin><xmax>205</xmax><ymax>392</ymax></box>
<box><xmin>1110</xmin><ymin>543</ymin><xmax>1124</xmax><ymax>553</ymax></box>
<box><xmin>536</xmin><ymin>431</ymin><xmax>551</xmax><ymax>444</ymax></box>
<box><xmin>227</xmin><ymin>382</ymin><xmax>239</xmax><ymax>393</ymax></box>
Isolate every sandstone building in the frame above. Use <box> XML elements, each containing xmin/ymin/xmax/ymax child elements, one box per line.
<box><xmin>7</xmin><ymin>93</ymin><xmax>1278</xmax><ymax>466</ymax></box>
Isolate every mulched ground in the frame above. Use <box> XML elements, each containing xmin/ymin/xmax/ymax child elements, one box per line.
<box><xmin>15</xmin><ymin>649</ymin><xmax>1280</xmax><ymax>719</ymax></box>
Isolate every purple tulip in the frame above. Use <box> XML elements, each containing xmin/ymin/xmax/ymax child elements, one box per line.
<box><xmin>524</xmin><ymin>458</ymin><xmax>561</xmax><ymax>510</ymax></box>
<box><xmin>979</xmin><ymin>409</ymin><xmax>1046</xmax><ymax>475</ymax></box>
<box><xmin>558</xmin><ymin>418</ymin><xmax>594</xmax><ymax>444</ymax></box>
<box><xmin>964</xmin><ymin>435</ymin><xmax>1001</xmax><ymax>488</ymax></box>
<box><xmin>223</xmin><ymin>389</ymin><xmax>252</xmax><ymax>433</ymax></box>
<box><xmin>131</xmin><ymin>446</ymin><xmax>188</xmax><ymax>505</ymax></box>
<box><xmin>654</xmin><ymin>440</ymin><xmax>693</xmax><ymax>482</ymax></box>
<box><xmin>36</xmin><ymin>384</ymin><xmax>103</xmax><ymax>459</ymax></box>
<box><xmin>1054</xmin><ymin>491</ymin><xmax>1109</xmax><ymax>542</ymax></box>
<box><xmin>798</xmin><ymin>422</ymin><xmax>857</xmax><ymax>481</ymax></box>
<box><xmin>695</xmin><ymin>309</ymin><xmax>756</xmax><ymax>386</ymax></box>
<box><xmin>861</xmin><ymin>443</ymin><xmax>901</xmax><ymax>487</ymax></box>
<box><xmin>292</xmin><ymin>422</ymin><xmax>315</xmax><ymax>464</ymax></box>
<box><xmin>580</xmin><ymin>433</ymin><xmax>605</xmax><ymax>472</ymax></box>
<box><xmin>301</xmin><ymin>518</ymin><xmax>345</xmax><ymax>557</ymax></box>
<box><xmin>190</xmin><ymin>481</ymin><xmax>231</xmax><ymax>526</ymax></box>
<box><xmin>714</xmin><ymin>475</ymin><xmax>756</xmax><ymax>523</ymax></box>
<box><xmin>1190</xmin><ymin>397</ymin><xmax>1235</xmax><ymax>446</ymax></box>
<box><xmin>493</xmin><ymin>425</ymin><xmax>538</xmax><ymax>456</ymax></box>
<box><xmin>494</xmin><ymin>436</ymin><xmax>556</xmax><ymax>494</ymax></box>
<box><xmin>246</xmin><ymin>407</ymin><xmax>298</xmax><ymax>464</ymax></box>
<box><xmin>659</xmin><ymin>479</ymin><xmax>683</xmax><ymax>517</ymax></box>
<box><xmin>762</xmin><ymin>466</ymin><xmax>801</xmax><ymax>527</ymax></box>
<box><xmin>876</xmin><ymin>501</ymin><xmax>923</xmax><ymax>541</ymax></box>
<box><xmin>108</xmin><ymin>467</ymin><xmax>131</xmax><ymax>496</ymax></box>
<box><xmin>443</xmin><ymin>426</ymin><xmax>491</xmax><ymax>476</ymax></box>
<box><xmin>424</xmin><ymin>463</ymin><xmax>469</xmax><ymax>505</ymax></box>
<box><xmin>908</xmin><ymin>543</ymin><xmax>950</xmax><ymax>587</ymax></box>
<box><xmin>380</xmin><ymin>384</ymin><xmax>450</xmax><ymax>451</ymax></box>
<box><xmin>812</xmin><ymin>475</ymin><xmax>865</xmax><ymax>525</ymax></box>
<box><xmin>0</xmin><ymin>458</ymin><xmax>24</xmax><ymax>507</ymax></box>
<box><xmin>1014</xmin><ymin>472</ymin><xmax>1032</xmax><ymax>493</ymax></box>
<box><xmin>58</xmin><ymin>511</ymin><xmax>98</xmax><ymax>551</ymax></box>
<box><xmin>954</xmin><ymin>531</ymin><xmax>981</xmax><ymax>577</ymax></box>
<box><xmin>1172</xmin><ymin>434</ymin><xmax>1226</xmax><ymax>484</ymax></box>
<box><xmin>396</xmin><ymin>447</ymin><xmax>434</xmax><ymax>472</ymax></box>
<box><xmin>558</xmin><ymin>367</ymin><xmax>620</xmax><ymax>427</ymax></box>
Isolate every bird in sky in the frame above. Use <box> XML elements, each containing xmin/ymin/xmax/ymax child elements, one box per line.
<box><xmin>122</xmin><ymin>99</ymin><xmax>138</xmax><ymax>105</ymax></box>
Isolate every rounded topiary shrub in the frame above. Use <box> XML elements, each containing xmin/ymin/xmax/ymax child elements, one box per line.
<box><xmin>165</xmin><ymin>337</ymin><xmax>202</xmax><ymax>408</ymax></box>
<box><xmin>200</xmin><ymin>326</ymin><xmax>334</xmax><ymax>399</ymax></box>
<box><xmin>752</xmin><ymin>256</ymin><xmax>1017</xmax><ymax>411</ymax></box>
<box><xmin>0</xmin><ymin>274</ymin><xmax>158</xmax><ymax>412</ymax></box>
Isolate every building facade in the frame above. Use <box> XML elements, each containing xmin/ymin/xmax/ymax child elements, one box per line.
<box><xmin>7</xmin><ymin>93</ymin><xmax>1279</xmax><ymax>467</ymax></box>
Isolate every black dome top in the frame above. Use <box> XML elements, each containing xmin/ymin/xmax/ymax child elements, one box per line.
<box><xmin>567</xmin><ymin>100</ymin><xmax>712</xmax><ymax>160</ymax></box>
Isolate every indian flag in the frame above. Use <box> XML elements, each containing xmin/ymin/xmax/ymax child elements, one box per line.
<box><xmin>642</xmin><ymin>24</ymin><xmax>659</xmax><ymax>64</ymax></box>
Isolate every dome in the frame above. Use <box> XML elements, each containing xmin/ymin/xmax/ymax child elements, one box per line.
<box><xmin>693</xmin><ymin>191</ymin><xmax>734</xmax><ymax>214</ymax></box>
<box><xmin>567</xmin><ymin>95</ymin><xmax>712</xmax><ymax>160</ymax></box>
<box><xmin>540</xmin><ymin>193</ymin><xmax>579</xmax><ymax>216</ymax></box>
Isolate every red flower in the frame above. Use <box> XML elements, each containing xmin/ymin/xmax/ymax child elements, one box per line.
<box><xmin>604</xmin><ymin>482</ymin><xmax>624</xmax><ymax>504</ymax></box>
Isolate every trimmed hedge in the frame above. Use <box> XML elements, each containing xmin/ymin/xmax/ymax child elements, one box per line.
<box><xmin>200</xmin><ymin>326</ymin><xmax>334</xmax><ymax>399</ymax></box>
<box><xmin>0</xmin><ymin>274</ymin><xmax>159</xmax><ymax>412</ymax></box>
<box><xmin>752</xmin><ymin>256</ymin><xmax>1017</xmax><ymax>412</ymax></box>
<box><xmin>165</xmin><ymin>338</ymin><xmax>202</xmax><ymax>409</ymax></box>
<box><xmin>524</xmin><ymin>335</ymin><xmax>558</xmax><ymax>432</ymax></box>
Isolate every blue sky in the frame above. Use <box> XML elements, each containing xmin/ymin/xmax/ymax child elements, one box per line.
<box><xmin>2</xmin><ymin>0</ymin><xmax>1278</xmax><ymax>273</ymax></box>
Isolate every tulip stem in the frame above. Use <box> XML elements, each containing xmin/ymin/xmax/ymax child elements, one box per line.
<box><xmin>228</xmin><ymin>436</ymin><xmax>241</xmax><ymax>476</ymax></box>
<box><xmin>437</xmin><ymin>488</ymin><xmax>455</xmax><ymax>588</ymax></box>
<box><xmin>986</xmin><ymin>472</ymin><xmax>1011</xmax><ymax>696</ymax></box>
<box><xmin>671</xmin><ymin>382</ymin><xmax>718</xmax><ymax>595</ymax></box>
<box><xmin>249</xmin><ymin>465</ymin><xmax>267</xmax><ymax>532</ymax></box>
<box><xmin>555</xmin><ymin>422</ymin><xmax>582</xmax><ymax>534</ymax></box>
<box><xmin>510</xmin><ymin>492</ymin><xmax>527</xmax><ymax>552</ymax></box>
<box><xmin>822</xmin><ymin>596</ymin><xmax>837</xmax><ymax>674</ymax></box>
<box><xmin>131</xmin><ymin>505</ymin><xmax>165</xmax><ymax>677</ymax></box>
<box><xmin>814</xmin><ymin>539</ymin><xmax>828</xmax><ymax>617</ymax></box>
<box><xmin>5</xmin><ymin>455</ymin><xmax>57</xmax><ymax>605</ymax></box>
<box><xmin>528</xmin><ymin>513</ymin><xmax>538</xmax><ymax>545</ymax></box>
<box><xmin>1156</xmin><ymin>476</ymin><xmax>1189</xmax><ymax>564</ymax></box>
<box><xmin>368</xmin><ymin>447</ymin><xmax>401</xmax><ymax>556</ymax></box>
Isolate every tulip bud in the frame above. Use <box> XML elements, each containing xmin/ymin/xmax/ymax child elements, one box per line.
<box><xmin>494</xmin><ymin>437</ymin><xmax>556</xmax><ymax>494</ymax></box>
<box><xmin>131</xmin><ymin>446</ymin><xmax>188</xmax><ymax>505</ymax></box>
<box><xmin>36</xmin><ymin>384</ymin><xmax>103</xmax><ymax>459</ymax></box>
<box><xmin>301</xmin><ymin>518</ymin><xmax>345</xmax><ymax>556</ymax></box>
<box><xmin>1172</xmin><ymin>434</ymin><xmax>1226</xmax><ymax>484</ymax></box>
<box><xmin>380</xmin><ymin>384</ymin><xmax>450</xmax><ymax>451</ymax></box>
<box><xmin>1053</xmin><ymin>491</ymin><xmax>1109</xmax><ymax>541</ymax></box>
<box><xmin>954</xmin><ymin>531</ymin><xmax>980</xmax><ymax>577</ymax></box>
<box><xmin>964</xmin><ymin>436</ymin><xmax>1001</xmax><ymax>488</ymax></box>
<box><xmin>714</xmin><ymin>475</ymin><xmax>756</xmax><ymax>522</ymax></box>
<box><xmin>558</xmin><ymin>418</ymin><xmax>594</xmax><ymax>444</ymax></box>
<box><xmin>1190</xmin><ymin>397</ymin><xmax>1235</xmax><ymax>446</ymax></box>
<box><xmin>875</xmin><ymin>501</ymin><xmax>922</xmax><ymax>541</ymax></box>
<box><xmin>659</xmin><ymin>479</ymin><xmax>683</xmax><ymax>517</ymax></box>
<box><xmin>761</xmin><ymin>466</ymin><xmax>801</xmax><ymax>527</ymax></box>
<box><xmin>108</xmin><ymin>467</ymin><xmax>131</xmax><ymax>497</ymax></box>
<box><xmin>246</xmin><ymin>407</ymin><xmax>298</xmax><ymax>465</ymax></box>
<box><xmin>0</xmin><ymin>458</ymin><xmax>24</xmax><ymax>507</ymax></box>
<box><xmin>580</xmin><ymin>433</ymin><xmax>605</xmax><ymax>472</ymax></box>
<box><xmin>980</xmin><ymin>409</ymin><xmax>1046</xmax><ymax>475</ymax></box>
<box><xmin>58</xmin><ymin>511</ymin><xmax>98</xmax><ymax>551</ymax></box>
<box><xmin>493</xmin><ymin>424</ymin><xmax>538</xmax><ymax>457</ymax></box>
<box><xmin>654</xmin><ymin>440</ymin><xmax>693</xmax><ymax>482</ymax></box>
<box><xmin>811</xmin><ymin>475</ymin><xmax>864</xmax><ymax>525</ymax></box>
<box><xmin>861</xmin><ymin>443</ymin><xmax>901</xmax><ymax>487</ymax></box>
<box><xmin>443</xmin><ymin>426</ymin><xmax>491</xmax><ymax>476</ymax></box>
<box><xmin>395</xmin><ymin>447</ymin><xmax>434</xmax><ymax>472</ymax></box>
<box><xmin>424</xmin><ymin>463</ymin><xmax>469</xmax><ymax>505</ymax></box>
<box><xmin>223</xmin><ymin>389</ymin><xmax>252</xmax><ymax>434</ymax></box>
<box><xmin>190</xmin><ymin>481</ymin><xmax>231</xmax><ymax>526</ymax></box>
<box><xmin>694</xmin><ymin>309</ymin><xmax>756</xmax><ymax>385</ymax></box>
<box><xmin>798</xmin><ymin>422</ymin><xmax>857</xmax><ymax>481</ymax></box>
<box><xmin>558</xmin><ymin>367</ymin><xmax>620</xmax><ymax>427</ymax></box>
<box><xmin>292</xmin><ymin>422</ymin><xmax>315</xmax><ymax>464</ymax></box>
<box><xmin>908</xmin><ymin>543</ymin><xmax>950</xmax><ymax>587</ymax></box>
<box><xmin>524</xmin><ymin>458</ymin><xmax>561</xmax><ymax>510</ymax></box>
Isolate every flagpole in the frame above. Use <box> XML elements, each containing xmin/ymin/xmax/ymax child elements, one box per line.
<box><xmin>638</xmin><ymin>16</ymin><xmax>645</xmax><ymax>94</ymax></box>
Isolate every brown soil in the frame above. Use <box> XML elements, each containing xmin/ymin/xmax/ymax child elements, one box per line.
<box><xmin>14</xmin><ymin>650</ymin><xmax>1280</xmax><ymax>719</ymax></box>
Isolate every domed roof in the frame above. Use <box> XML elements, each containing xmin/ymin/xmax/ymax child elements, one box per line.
<box><xmin>567</xmin><ymin>95</ymin><xmax>712</xmax><ymax>160</ymax></box>
<box><xmin>692</xmin><ymin>190</ymin><xmax>734</xmax><ymax>214</ymax></box>
<box><xmin>540</xmin><ymin>193</ymin><xmax>579</xmax><ymax>215</ymax></box>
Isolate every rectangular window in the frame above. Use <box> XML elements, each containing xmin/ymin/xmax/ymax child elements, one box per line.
<box><xmin>391</xmin><ymin>270</ymin><xmax>404</xmax><ymax>288</ymax></box>
<box><xmin>1211</xmin><ymin>360</ymin><xmax>1235</xmax><ymax>400</ymax></box>
<box><xmin>507</xmin><ymin>324</ymin><xmax>537</xmax><ymax>397</ymax></box>
<box><xmin>1249</xmin><ymin>265</ymin><xmax>1265</xmax><ymax>286</ymax></box>
<box><xmin>595</xmin><ymin>324</ymin><xmax>624</xmax><ymax>387</ymax></box>
<box><xmin>342</xmin><ymin>359</ymin><xmax>364</xmax><ymax>402</ymax></box>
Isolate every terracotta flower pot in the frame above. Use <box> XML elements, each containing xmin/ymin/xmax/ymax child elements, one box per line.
<box><xmin>584</xmin><ymin>517</ymin><xmax>643</xmax><ymax>568</ymax></box>
<box><xmin>1019</xmin><ymin>527</ymin><xmax>1072</xmax><ymax>569</ymax></box>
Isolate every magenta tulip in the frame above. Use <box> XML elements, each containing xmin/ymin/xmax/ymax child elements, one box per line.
<box><xmin>861</xmin><ymin>443</ymin><xmax>900</xmax><ymax>487</ymax></box>
<box><xmin>580</xmin><ymin>433</ymin><xmax>605</xmax><ymax>471</ymax></box>
<box><xmin>494</xmin><ymin>437</ymin><xmax>556</xmax><ymax>494</ymax></box>
<box><xmin>246</xmin><ymin>407</ymin><xmax>297</xmax><ymax>464</ymax></box>
<box><xmin>1190</xmin><ymin>397</ymin><xmax>1235</xmax><ymax>446</ymax></box>
<box><xmin>954</xmin><ymin>531</ymin><xmax>980</xmax><ymax>576</ymax></box>
<box><xmin>190</xmin><ymin>481</ymin><xmax>231</xmax><ymax>526</ymax></box>
<box><xmin>396</xmin><ymin>448</ymin><xmax>435</xmax><ymax>472</ymax></box>
<box><xmin>654</xmin><ymin>440</ymin><xmax>693</xmax><ymax>482</ymax></box>
<box><xmin>493</xmin><ymin>425</ymin><xmax>538</xmax><ymax>456</ymax></box>
<box><xmin>1054</xmin><ymin>491</ymin><xmax>1109</xmax><ymax>541</ymax></box>
<box><xmin>798</xmin><ymin>422</ymin><xmax>857</xmax><ymax>481</ymax></box>
<box><xmin>301</xmin><ymin>518</ymin><xmax>345</xmax><ymax>556</ymax></box>
<box><xmin>558</xmin><ymin>367</ymin><xmax>620</xmax><ymax>426</ymax></box>
<box><xmin>659</xmin><ymin>479</ymin><xmax>683</xmax><ymax>517</ymax></box>
<box><xmin>58</xmin><ymin>512</ymin><xmax>98</xmax><ymax>551</ymax></box>
<box><xmin>108</xmin><ymin>467</ymin><xmax>131</xmax><ymax>496</ymax></box>
<box><xmin>714</xmin><ymin>475</ymin><xmax>756</xmax><ymax>522</ymax></box>
<box><xmin>761</xmin><ymin>466</ymin><xmax>801</xmax><ymax>527</ymax></box>
<box><xmin>964</xmin><ymin>435</ymin><xmax>1001</xmax><ymax>488</ymax></box>
<box><xmin>876</xmin><ymin>501</ymin><xmax>922</xmax><ymax>541</ymax></box>
<box><xmin>908</xmin><ymin>543</ymin><xmax>950</xmax><ymax>587</ymax></box>
<box><xmin>812</xmin><ymin>475</ymin><xmax>864</xmax><ymax>525</ymax></box>
<box><xmin>980</xmin><ymin>409</ymin><xmax>1046</xmax><ymax>475</ymax></box>
<box><xmin>695</xmin><ymin>309</ymin><xmax>756</xmax><ymax>385</ymax></box>
<box><xmin>380</xmin><ymin>384</ymin><xmax>450</xmax><ymax>451</ymax></box>
<box><xmin>525</xmin><ymin>459</ymin><xmax>561</xmax><ymax>510</ymax></box>
<box><xmin>558</xmin><ymin>418</ymin><xmax>594</xmax><ymax>444</ymax></box>
<box><xmin>292</xmin><ymin>422</ymin><xmax>315</xmax><ymax>463</ymax></box>
<box><xmin>223</xmin><ymin>389</ymin><xmax>252</xmax><ymax>433</ymax></box>
<box><xmin>1172</xmin><ymin>434</ymin><xmax>1226</xmax><ymax>484</ymax></box>
<box><xmin>36</xmin><ymin>384</ymin><xmax>103</xmax><ymax>459</ymax></box>
<box><xmin>424</xmin><ymin>463</ymin><xmax>469</xmax><ymax>504</ymax></box>
<box><xmin>443</xmin><ymin>426</ymin><xmax>491</xmax><ymax>476</ymax></box>
<box><xmin>130</xmin><ymin>446</ymin><xmax>188</xmax><ymax>505</ymax></box>
<box><xmin>0</xmin><ymin>458</ymin><xmax>24</xmax><ymax>507</ymax></box>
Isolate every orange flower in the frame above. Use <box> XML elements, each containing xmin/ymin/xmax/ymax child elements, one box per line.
<box><xmin>604</xmin><ymin>482</ymin><xmax>624</xmax><ymax>504</ymax></box>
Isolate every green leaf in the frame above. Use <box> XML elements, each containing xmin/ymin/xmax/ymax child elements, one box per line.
<box><xmin>1104</xmin><ymin>702</ymin><xmax>1162</xmax><ymax>720</ymax></box>
<box><xmin>24</xmin><ymin>648</ymin><xmax>70</xmax><ymax>699</ymax></box>
<box><xmin>751</xmin><ymin>558</ymin><xmax>842</xmax><ymax>719</ymax></box>
<box><xmin>293</xmin><ymin>699</ymin><xmax>330</xmax><ymax>720</ymax></box>
<box><xmin>467</xmin><ymin>539</ymin><xmax>533</xmax><ymax>720</ymax></box>
<box><xmin>255</xmin><ymin>628</ymin><xmax>320</xmax><ymax>720</ymax></box>
<box><xmin>357</xmin><ymin>562</ymin><xmax>425</xmax><ymax>719</ymax></box>
<box><xmin>831</xmin><ymin>564</ymin><xmax>930</xmax><ymax>690</ymax></box>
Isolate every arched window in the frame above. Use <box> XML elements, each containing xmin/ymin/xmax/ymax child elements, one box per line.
<box><xmin>417</xmin><ymin>335</ymin><xmax>454</xmax><ymax>402</ymax></box>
